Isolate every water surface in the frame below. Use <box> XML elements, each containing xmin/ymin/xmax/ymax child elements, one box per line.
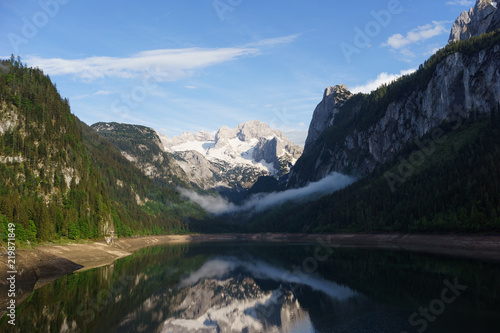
<box><xmin>1</xmin><ymin>241</ymin><xmax>499</xmax><ymax>332</ymax></box>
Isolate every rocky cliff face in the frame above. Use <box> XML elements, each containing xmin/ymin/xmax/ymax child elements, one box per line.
<box><xmin>304</xmin><ymin>85</ymin><xmax>353</xmax><ymax>150</ymax></box>
<box><xmin>252</xmin><ymin>136</ymin><xmax>303</xmax><ymax>174</ymax></box>
<box><xmin>161</xmin><ymin>121</ymin><xmax>302</xmax><ymax>190</ymax></box>
<box><xmin>449</xmin><ymin>0</ymin><xmax>500</xmax><ymax>43</ymax></box>
<box><xmin>290</xmin><ymin>38</ymin><xmax>500</xmax><ymax>187</ymax></box>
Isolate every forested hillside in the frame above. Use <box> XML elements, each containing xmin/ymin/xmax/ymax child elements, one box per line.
<box><xmin>0</xmin><ymin>57</ymin><xmax>206</xmax><ymax>243</ymax></box>
<box><xmin>91</xmin><ymin>122</ymin><xmax>190</xmax><ymax>188</ymax></box>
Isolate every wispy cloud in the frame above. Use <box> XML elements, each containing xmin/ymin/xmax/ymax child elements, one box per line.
<box><xmin>423</xmin><ymin>46</ymin><xmax>442</xmax><ymax>56</ymax></box>
<box><xmin>179</xmin><ymin>172</ymin><xmax>355</xmax><ymax>215</ymax></box>
<box><xmin>25</xmin><ymin>47</ymin><xmax>259</xmax><ymax>82</ymax></box>
<box><xmin>178</xmin><ymin>190</ymin><xmax>236</xmax><ymax>215</ymax></box>
<box><xmin>351</xmin><ymin>69</ymin><xmax>416</xmax><ymax>94</ymax></box>
<box><xmin>399</xmin><ymin>48</ymin><xmax>416</xmax><ymax>59</ymax></box>
<box><xmin>383</xmin><ymin>21</ymin><xmax>449</xmax><ymax>50</ymax></box>
<box><xmin>445</xmin><ymin>0</ymin><xmax>473</xmax><ymax>6</ymax></box>
<box><xmin>70</xmin><ymin>94</ymin><xmax>91</xmax><ymax>100</ymax></box>
<box><xmin>247</xmin><ymin>34</ymin><xmax>300</xmax><ymax>47</ymax></box>
<box><xmin>285</xmin><ymin>130</ymin><xmax>308</xmax><ymax>147</ymax></box>
<box><xmin>24</xmin><ymin>35</ymin><xmax>299</xmax><ymax>83</ymax></box>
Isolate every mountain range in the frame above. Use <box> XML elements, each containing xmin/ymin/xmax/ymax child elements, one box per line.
<box><xmin>1</xmin><ymin>0</ymin><xmax>500</xmax><ymax>240</ymax></box>
<box><xmin>91</xmin><ymin>120</ymin><xmax>302</xmax><ymax>191</ymax></box>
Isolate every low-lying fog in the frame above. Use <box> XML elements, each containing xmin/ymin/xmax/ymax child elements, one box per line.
<box><xmin>179</xmin><ymin>172</ymin><xmax>355</xmax><ymax>215</ymax></box>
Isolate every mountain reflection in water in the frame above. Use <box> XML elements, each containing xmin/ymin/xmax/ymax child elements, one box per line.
<box><xmin>159</xmin><ymin>256</ymin><xmax>356</xmax><ymax>332</ymax></box>
<box><xmin>1</xmin><ymin>242</ymin><xmax>500</xmax><ymax>333</ymax></box>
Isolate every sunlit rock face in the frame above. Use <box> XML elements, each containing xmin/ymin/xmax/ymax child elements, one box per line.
<box><xmin>449</xmin><ymin>0</ymin><xmax>500</xmax><ymax>43</ymax></box>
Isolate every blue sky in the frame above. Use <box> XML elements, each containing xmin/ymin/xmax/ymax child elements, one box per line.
<box><xmin>0</xmin><ymin>0</ymin><xmax>475</xmax><ymax>144</ymax></box>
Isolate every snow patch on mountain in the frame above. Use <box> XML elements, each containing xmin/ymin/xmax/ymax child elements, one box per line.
<box><xmin>160</xmin><ymin>121</ymin><xmax>303</xmax><ymax>189</ymax></box>
<box><xmin>167</xmin><ymin>135</ymin><xmax>273</xmax><ymax>173</ymax></box>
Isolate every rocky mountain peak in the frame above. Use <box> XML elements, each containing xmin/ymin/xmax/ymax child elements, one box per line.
<box><xmin>162</xmin><ymin>121</ymin><xmax>303</xmax><ymax>189</ymax></box>
<box><xmin>214</xmin><ymin>120</ymin><xmax>277</xmax><ymax>144</ymax></box>
<box><xmin>304</xmin><ymin>84</ymin><xmax>353</xmax><ymax>150</ymax></box>
<box><xmin>325</xmin><ymin>84</ymin><xmax>350</xmax><ymax>99</ymax></box>
<box><xmin>237</xmin><ymin>120</ymin><xmax>278</xmax><ymax>141</ymax></box>
<box><xmin>448</xmin><ymin>0</ymin><xmax>499</xmax><ymax>43</ymax></box>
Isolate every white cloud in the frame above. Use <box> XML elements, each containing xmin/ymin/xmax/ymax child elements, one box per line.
<box><xmin>184</xmin><ymin>85</ymin><xmax>197</xmax><ymax>89</ymax></box>
<box><xmin>94</xmin><ymin>90</ymin><xmax>112</xmax><ymax>95</ymax></box>
<box><xmin>383</xmin><ymin>21</ymin><xmax>449</xmax><ymax>50</ymax></box>
<box><xmin>179</xmin><ymin>172</ymin><xmax>355</xmax><ymax>215</ymax></box>
<box><xmin>351</xmin><ymin>69</ymin><xmax>417</xmax><ymax>94</ymax></box>
<box><xmin>445</xmin><ymin>0</ymin><xmax>473</xmax><ymax>6</ymax></box>
<box><xmin>25</xmin><ymin>47</ymin><xmax>259</xmax><ymax>82</ymax></box>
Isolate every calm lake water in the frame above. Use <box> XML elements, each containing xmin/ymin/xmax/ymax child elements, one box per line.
<box><xmin>1</xmin><ymin>241</ymin><xmax>500</xmax><ymax>332</ymax></box>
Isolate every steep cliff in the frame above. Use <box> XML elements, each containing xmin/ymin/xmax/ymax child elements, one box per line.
<box><xmin>304</xmin><ymin>85</ymin><xmax>353</xmax><ymax>150</ymax></box>
<box><xmin>289</xmin><ymin>30</ymin><xmax>500</xmax><ymax>187</ymax></box>
<box><xmin>449</xmin><ymin>0</ymin><xmax>500</xmax><ymax>43</ymax></box>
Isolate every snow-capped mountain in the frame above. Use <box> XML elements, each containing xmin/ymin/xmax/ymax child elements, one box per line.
<box><xmin>159</xmin><ymin>277</ymin><xmax>311</xmax><ymax>333</ymax></box>
<box><xmin>160</xmin><ymin>121</ymin><xmax>302</xmax><ymax>189</ymax></box>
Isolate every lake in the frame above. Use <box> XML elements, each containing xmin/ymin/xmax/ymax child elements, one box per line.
<box><xmin>1</xmin><ymin>241</ymin><xmax>500</xmax><ymax>332</ymax></box>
